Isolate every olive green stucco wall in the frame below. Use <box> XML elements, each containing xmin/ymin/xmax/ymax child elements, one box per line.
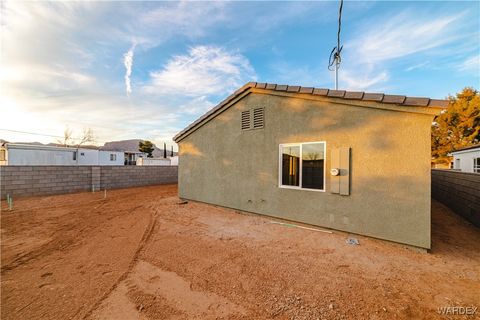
<box><xmin>178</xmin><ymin>91</ymin><xmax>435</xmax><ymax>248</ymax></box>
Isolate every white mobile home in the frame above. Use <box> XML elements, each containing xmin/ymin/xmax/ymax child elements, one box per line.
<box><xmin>99</xmin><ymin>150</ymin><xmax>124</xmax><ymax>165</ymax></box>
<box><xmin>451</xmin><ymin>145</ymin><xmax>480</xmax><ymax>173</ymax></box>
<box><xmin>0</xmin><ymin>143</ymin><xmax>123</xmax><ymax>166</ymax></box>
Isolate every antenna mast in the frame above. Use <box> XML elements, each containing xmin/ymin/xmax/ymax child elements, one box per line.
<box><xmin>328</xmin><ymin>0</ymin><xmax>344</xmax><ymax>90</ymax></box>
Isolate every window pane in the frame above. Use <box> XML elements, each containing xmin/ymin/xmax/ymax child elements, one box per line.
<box><xmin>281</xmin><ymin>146</ymin><xmax>300</xmax><ymax>186</ymax></box>
<box><xmin>301</xmin><ymin>143</ymin><xmax>325</xmax><ymax>190</ymax></box>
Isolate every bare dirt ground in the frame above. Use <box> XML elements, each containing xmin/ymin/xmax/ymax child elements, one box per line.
<box><xmin>1</xmin><ymin>184</ymin><xmax>479</xmax><ymax>320</ymax></box>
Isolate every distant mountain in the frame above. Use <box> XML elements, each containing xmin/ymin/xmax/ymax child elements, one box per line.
<box><xmin>100</xmin><ymin>139</ymin><xmax>177</xmax><ymax>157</ymax></box>
<box><xmin>2</xmin><ymin>141</ymin><xmax>44</xmax><ymax>146</ymax></box>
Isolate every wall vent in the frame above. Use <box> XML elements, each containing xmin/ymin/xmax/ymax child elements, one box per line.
<box><xmin>253</xmin><ymin>107</ymin><xmax>264</xmax><ymax>129</ymax></box>
<box><xmin>241</xmin><ymin>110</ymin><xmax>251</xmax><ymax>130</ymax></box>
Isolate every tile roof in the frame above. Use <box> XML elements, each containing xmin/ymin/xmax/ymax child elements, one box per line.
<box><xmin>174</xmin><ymin>82</ymin><xmax>449</xmax><ymax>142</ymax></box>
<box><xmin>451</xmin><ymin>144</ymin><xmax>480</xmax><ymax>153</ymax></box>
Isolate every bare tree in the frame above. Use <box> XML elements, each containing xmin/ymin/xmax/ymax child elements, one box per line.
<box><xmin>58</xmin><ymin>127</ymin><xmax>73</xmax><ymax>146</ymax></box>
<box><xmin>76</xmin><ymin>128</ymin><xmax>95</xmax><ymax>147</ymax></box>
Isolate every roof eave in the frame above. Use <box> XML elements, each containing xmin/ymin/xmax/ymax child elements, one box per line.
<box><xmin>173</xmin><ymin>82</ymin><xmax>448</xmax><ymax>143</ymax></box>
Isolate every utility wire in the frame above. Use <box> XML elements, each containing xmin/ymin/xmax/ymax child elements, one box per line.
<box><xmin>328</xmin><ymin>0</ymin><xmax>344</xmax><ymax>89</ymax></box>
<box><xmin>0</xmin><ymin>129</ymin><xmax>66</xmax><ymax>139</ymax></box>
<box><xmin>0</xmin><ymin>128</ymin><xmax>107</xmax><ymax>144</ymax></box>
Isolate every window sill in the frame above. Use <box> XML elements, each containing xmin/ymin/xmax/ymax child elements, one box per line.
<box><xmin>279</xmin><ymin>185</ymin><xmax>326</xmax><ymax>193</ymax></box>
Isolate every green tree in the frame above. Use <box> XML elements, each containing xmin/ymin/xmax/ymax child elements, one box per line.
<box><xmin>432</xmin><ymin>87</ymin><xmax>480</xmax><ymax>165</ymax></box>
<box><xmin>139</xmin><ymin>140</ymin><xmax>154</xmax><ymax>158</ymax></box>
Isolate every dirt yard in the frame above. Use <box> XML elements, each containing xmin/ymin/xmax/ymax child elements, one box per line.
<box><xmin>1</xmin><ymin>185</ymin><xmax>479</xmax><ymax>320</ymax></box>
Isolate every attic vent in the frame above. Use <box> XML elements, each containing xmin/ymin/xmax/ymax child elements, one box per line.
<box><xmin>241</xmin><ymin>110</ymin><xmax>251</xmax><ymax>130</ymax></box>
<box><xmin>253</xmin><ymin>107</ymin><xmax>264</xmax><ymax>129</ymax></box>
<box><xmin>241</xmin><ymin>108</ymin><xmax>265</xmax><ymax>131</ymax></box>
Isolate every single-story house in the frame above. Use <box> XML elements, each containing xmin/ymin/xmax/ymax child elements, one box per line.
<box><xmin>450</xmin><ymin>144</ymin><xmax>480</xmax><ymax>173</ymax></box>
<box><xmin>174</xmin><ymin>82</ymin><xmax>448</xmax><ymax>249</ymax></box>
<box><xmin>124</xmin><ymin>151</ymin><xmax>145</xmax><ymax>165</ymax></box>
<box><xmin>0</xmin><ymin>143</ymin><xmax>124</xmax><ymax>166</ymax></box>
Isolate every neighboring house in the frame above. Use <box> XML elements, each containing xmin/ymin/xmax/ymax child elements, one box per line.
<box><xmin>124</xmin><ymin>151</ymin><xmax>145</xmax><ymax>165</ymax></box>
<box><xmin>98</xmin><ymin>150</ymin><xmax>125</xmax><ymax>165</ymax></box>
<box><xmin>0</xmin><ymin>143</ymin><xmax>123</xmax><ymax>165</ymax></box>
<box><xmin>450</xmin><ymin>145</ymin><xmax>480</xmax><ymax>173</ymax></box>
<box><xmin>174</xmin><ymin>82</ymin><xmax>448</xmax><ymax>249</ymax></box>
<box><xmin>101</xmin><ymin>139</ymin><xmax>176</xmax><ymax>161</ymax></box>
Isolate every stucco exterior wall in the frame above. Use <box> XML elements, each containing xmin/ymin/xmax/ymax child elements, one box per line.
<box><xmin>178</xmin><ymin>92</ymin><xmax>435</xmax><ymax>248</ymax></box>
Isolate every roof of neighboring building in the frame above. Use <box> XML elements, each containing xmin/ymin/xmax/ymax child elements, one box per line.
<box><xmin>101</xmin><ymin>139</ymin><xmax>177</xmax><ymax>157</ymax></box>
<box><xmin>4</xmin><ymin>143</ymin><xmax>94</xmax><ymax>152</ymax></box>
<box><xmin>450</xmin><ymin>144</ymin><xmax>480</xmax><ymax>154</ymax></box>
<box><xmin>174</xmin><ymin>82</ymin><xmax>449</xmax><ymax>142</ymax></box>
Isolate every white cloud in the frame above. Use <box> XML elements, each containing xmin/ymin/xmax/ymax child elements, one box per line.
<box><xmin>123</xmin><ymin>44</ymin><xmax>136</xmax><ymax>96</ymax></box>
<box><xmin>339</xmin><ymin>9</ymin><xmax>473</xmax><ymax>92</ymax></box>
<box><xmin>145</xmin><ymin>46</ymin><xmax>257</xmax><ymax>97</ymax></box>
<box><xmin>349</xmin><ymin>11</ymin><xmax>466</xmax><ymax>63</ymax></box>
<box><xmin>340</xmin><ymin>69</ymin><xmax>390</xmax><ymax>91</ymax></box>
<box><xmin>178</xmin><ymin>96</ymin><xmax>214</xmax><ymax>115</ymax></box>
<box><xmin>459</xmin><ymin>54</ymin><xmax>480</xmax><ymax>73</ymax></box>
<box><xmin>405</xmin><ymin>61</ymin><xmax>431</xmax><ymax>72</ymax></box>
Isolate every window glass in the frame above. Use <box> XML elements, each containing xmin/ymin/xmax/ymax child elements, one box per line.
<box><xmin>73</xmin><ymin>151</ymin><xmax>77</xmax><ymax>161</ymax></box>
<box><xmin>301</xmin><ymin>143</ymin><xmax>325</xmax><ymax>190</ymax></box>
<box><xmin>474</xmin><ymin>158</ymin><xmax>480</xmax><ymax>173</ymax></box>
<box><xmin>281</xmin><ymin>145</ymin><xmax>300</xmax><ymax>186</ymax></box>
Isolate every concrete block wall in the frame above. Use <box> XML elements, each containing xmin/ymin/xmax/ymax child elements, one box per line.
<box><xmin>432</xmin><ymin>169</ymin><xmax>480</xmax><ymax>227</ymax></box>
<box><xmin>100</xmin><ymin>166</ymin><xmax>178</xmax><ymax>189</ymax></box>
<box><xmin>0</xmin><ymin>166</ymin><xmax>177</xmax><ymax>199</ymax></box>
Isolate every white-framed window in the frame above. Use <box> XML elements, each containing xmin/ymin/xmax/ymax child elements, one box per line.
<box><xmin>474</xmin><ymin>158</ymin><xmax>480</xmax><ymax>173</ymax></box>
<box><xmin>279</xmin><ymin>141</ymin><xmax>326</xmax><ymax>192</ymax></box>
<box><xmin>110</xmin><ymin>154</ymin><xmax>116</xmax><ymax>161</ymax></box>
<box><xmin>455</xmin><ymin>158</ymin><xmax>460</xmax><ymax>170</ymax></box>
<box><xmin>73</xmin><ymin>151</ymin><xmax>77</xmax><ymax>161</ymax></box>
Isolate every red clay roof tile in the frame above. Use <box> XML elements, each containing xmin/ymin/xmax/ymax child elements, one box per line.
<box><xmin>299</xmin><ymin>87</ymin><xmax>314</xmax><ymax>94</ymax></box>
<box><xmin>327</xmin><ymin>90</ymin><xmax>346</xmax><ymax>98</ymax></box>
<box><xmin>344</xmin><ymin>91</ymin><xmax>364</xmax><ymax>100</ymax></box>
<box><xmin>287</xmin><ymin>85</ymin><xmax>301</xmax><ymax>92</ymax></box>
<box><xmin>383</xmin><ymin>95</ymin><xmax>406</xmax><ymax>104</ymax></box>
<box><xmin>313</xmin><ymin>88</ymin><xmax>329</xmax><ymax>96</ymax></box>
<box><xmin>403</xmin><ymin>97</ymin><xmax>430</xmax><ymax>106</ymax></box>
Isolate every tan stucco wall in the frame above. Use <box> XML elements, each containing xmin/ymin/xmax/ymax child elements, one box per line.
<box><xmin>178</xmin><ymin>92</ymin><xmax>435</xmax><ymax>248</ymax></box>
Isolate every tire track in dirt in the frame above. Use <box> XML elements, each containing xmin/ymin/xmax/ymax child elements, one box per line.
<box><xmin>81</xmin><ymin>207</ymin><xmax>158</xmax><ymax>320</ymax></box>
<box><xmin>1</xmin><ymin>205</ymin><xmax>145</xmax><ymax>274</ymax></box>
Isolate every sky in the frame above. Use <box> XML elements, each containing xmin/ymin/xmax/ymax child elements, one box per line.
<box><xmin>1</xmin><ymin>1</ymin><xmax>479</xmax><ymax>148</ymax></box>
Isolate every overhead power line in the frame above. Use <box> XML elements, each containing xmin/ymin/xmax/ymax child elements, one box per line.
<box><xmin>328</xmin><ymin>0</ymin><xmax>344</xmax><ymax>90</ymax></box>
<box><xmin>0</xmin><ymin>129</ymin><xmax>65</xmax><ymax>139</ymax></box>
<box><xmin>0</xmin><ymin>128</ymin><xmax>107</xmax><ymax>144</ymax></box>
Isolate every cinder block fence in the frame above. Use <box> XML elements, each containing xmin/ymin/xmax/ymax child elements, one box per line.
<box><xmin>0</xmin><ymin>166</ymin><xmax>178</xmax><ymax>199</ymax></box>
<box><xmin>432</xmin><ymin>169</ymin><xmax>480</xmax><ymax>227</ymax></box>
